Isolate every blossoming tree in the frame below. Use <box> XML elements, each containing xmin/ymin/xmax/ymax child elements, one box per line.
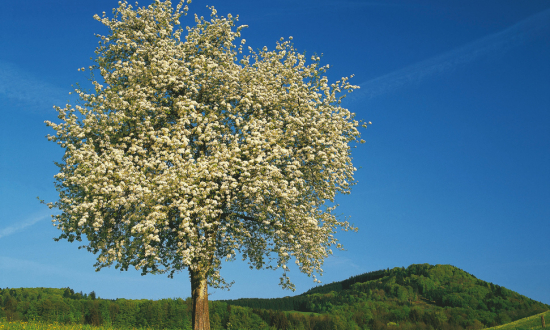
<box><xmin>45</xmin><ymin>1</ymin><xmax>368</xmax><ymax>329</ymax></box>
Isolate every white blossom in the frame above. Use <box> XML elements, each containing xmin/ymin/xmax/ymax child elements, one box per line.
<box><xmin>45</xmin><ymin>0</ymin><xmax>366</xmax><ymax>292</ymax></box>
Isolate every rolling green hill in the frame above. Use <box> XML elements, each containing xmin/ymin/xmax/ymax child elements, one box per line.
<box><xmin>1</xmin><ymin>264</ymin><xmax>548</xmax><ymax>329</ymax></box>
<box><xmin>223</xmin><ymin>263</ymin><xmax>550</xmax><ymax>329</ymax></box>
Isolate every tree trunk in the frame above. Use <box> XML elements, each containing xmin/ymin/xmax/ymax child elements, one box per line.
<box><xmin>190</xmin><ymin>267</ymin><xmax>210</xmax><ymax>330</ymax></box>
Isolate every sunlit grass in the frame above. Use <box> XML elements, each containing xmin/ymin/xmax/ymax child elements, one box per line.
<box><xmin>487</xmin><ymin>310</ymin><xmax>550</xmax><ymax>330</ymax></box>
<box><xmin>2</xmin><ymin>310</ymin><xmax>549</xmax><ymax>329</ymax></box>
<box><xmin>0</xmin><ymin>320</ymin><xmax>154</xmax><ymax>330</ymax></box>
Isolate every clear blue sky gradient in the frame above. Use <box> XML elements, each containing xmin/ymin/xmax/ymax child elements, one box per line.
<box><xmin>1</xmin><ymin>0</ymin><xmax>549</xmax><ymax>304</ymax></box>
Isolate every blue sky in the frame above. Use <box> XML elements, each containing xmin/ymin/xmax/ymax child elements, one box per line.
<box><xmin>1</xmin><ymin>0</ymin><xmax>549</xmax><ymax>305</ymax></box>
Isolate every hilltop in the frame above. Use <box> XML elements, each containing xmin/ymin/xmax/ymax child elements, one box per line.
<box><xmin>223</xmin><ymin>263</ymin><xmax>550</xmax><ymax>329</ymax></box>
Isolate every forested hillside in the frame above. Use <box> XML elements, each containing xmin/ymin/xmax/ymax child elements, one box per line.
<box><xmin>1</xmin><ymin>264</ymin><xmax>548</xmax><ymax>329</ymax></box>
<box><xmin>223</xmin><ymin>264</ymin><xmax>550</xmax><ymax>329</ymax></box>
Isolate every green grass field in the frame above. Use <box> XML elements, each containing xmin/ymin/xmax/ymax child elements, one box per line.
<box><xmin>487</xmin><ymin>310</ymin><xmax>550</xmax><ymax>330</ymax></box>
<box><xmin>0</xmin><ymin>320</ymin><xmax>154</xmax><ymax>330</ymax></box>
<box><xmin>2</xmin><ymin>310</ymin><xmax>549</xmax><ymax>329</ymax></box>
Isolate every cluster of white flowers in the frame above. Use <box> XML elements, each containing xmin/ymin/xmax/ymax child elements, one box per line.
<box><xmin>46</xmin><ymin>0</ymin><xmax>367</xmax><ymax>290</ymax></box>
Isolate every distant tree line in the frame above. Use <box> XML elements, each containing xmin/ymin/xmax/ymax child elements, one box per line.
<box><xmin>0</xmin><ymin>287</ymin><xmax>338</xmax><ymax>329</ymax></box>
<box><xmin>1</xmin><ymin>264</ymin><xmax>549</xmax><ymax>329</ymax></box>
<box><xmin>0</xmin><ymin>287</ymin><xmax>194</xmax><ymax>328</ymax></box>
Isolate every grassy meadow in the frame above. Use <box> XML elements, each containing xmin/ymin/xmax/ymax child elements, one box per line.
<box><xmin>1</xmin><ymin>310</ymin><xmax>549</xmax><ymax>329</ymax></box>
<box><xmin>486</xmin><ymin>310</ymin><xmax>550</xmax><ymax>330</ymax></box>
<box><xmin>0</xmin><ymin>320</ymin><xmax>154</xmax><ymax>330</ymax></box>
<box><xmin>2</xmin><ymin>310</ymin><xmax>549</xmax><ymax>329</ymax></box>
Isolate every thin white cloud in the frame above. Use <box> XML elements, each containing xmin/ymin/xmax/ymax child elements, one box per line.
<box><xmin>0</xmin><ymin>255</ymin><xmax>179</xmax><ymax>288</ymax></box>
<box><xmin>323</xmin><ymin>255</ymin><xmax>362</xmax><ymax>272</ymax></box>
<box><xmin>0</xmin><ymin>256</ymin><xmax>66</xmax><ymax>275</ymax></box>
<box><xmin>352</xmin><ymin>8</ymin><xmax>550</xmax><ymax>100</ymax></box>
<box><xmin>0</xmin><ymin>59</ymin><xmax>70</xmax><ymax>113</ymax></box>
<box><xmin>0</xmin><ymin>211</ymin><xmax>51</xmax><ymax>239</ymax></box>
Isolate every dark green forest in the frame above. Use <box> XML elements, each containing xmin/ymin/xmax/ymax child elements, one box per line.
<box><xmin>1</xmin><ymin>264</ymin><xmax>548</xmax><ymax>329</ymax></box>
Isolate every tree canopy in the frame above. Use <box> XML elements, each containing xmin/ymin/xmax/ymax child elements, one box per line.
<box><xmin>45</xmin><ymin>1</ymin><xmax>367</xmax><ymax>328</ymax></box>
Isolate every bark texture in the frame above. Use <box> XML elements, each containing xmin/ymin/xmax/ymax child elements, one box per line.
<box><xmin>190</xmin><ymin>267</ymin><xmax>210</xmax><ymax>330</ymax></box>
